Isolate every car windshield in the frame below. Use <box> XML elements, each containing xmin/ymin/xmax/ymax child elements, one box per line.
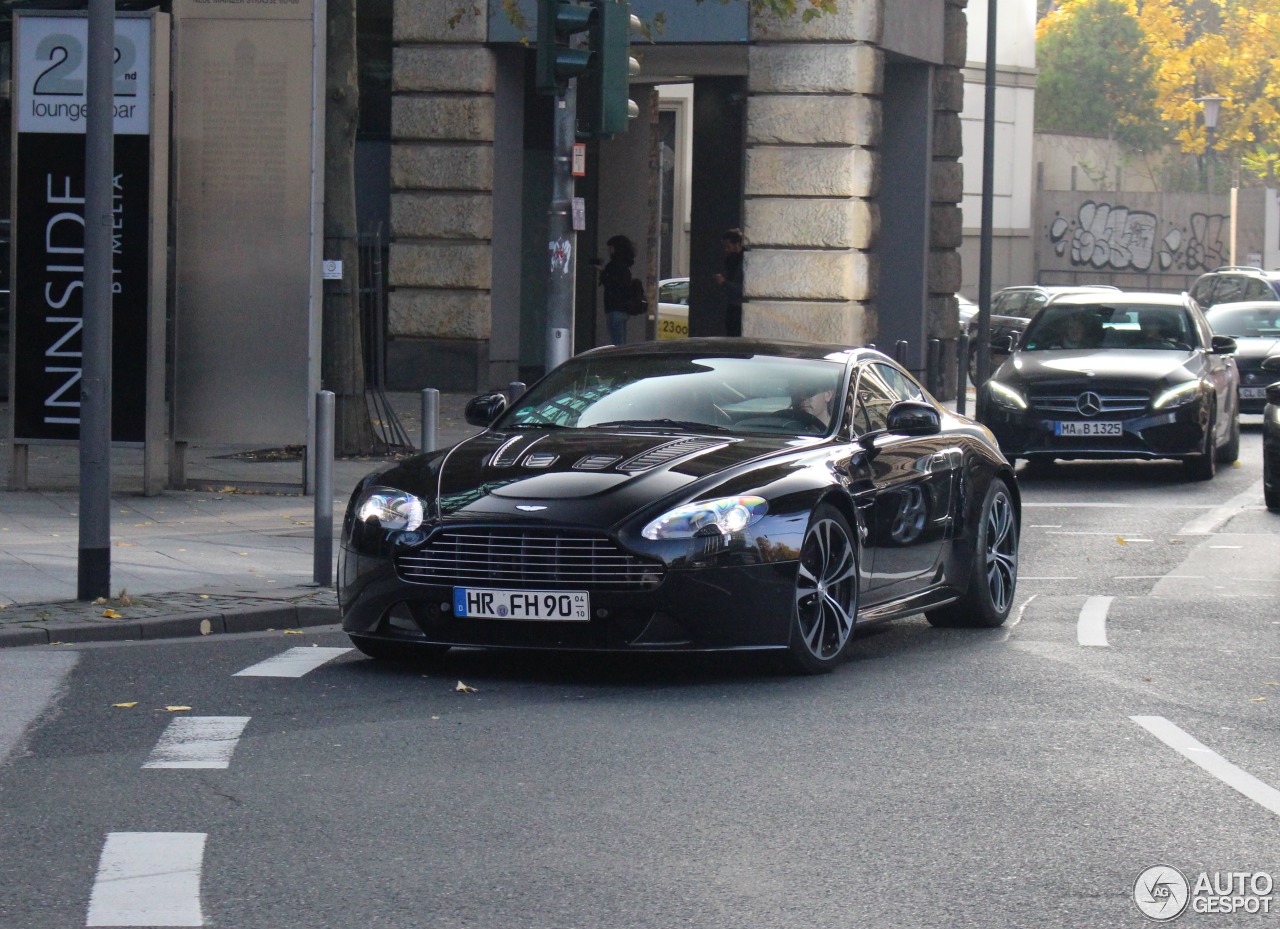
<box><xmin>1206</xmin><ymin>304</ymin><xmax>1280</xmax><ymax>339</ymax></box>
<box><xmin>495</xmin><ymin>352</ymin><xmax>847</xmax><ymax>437</ymax></box>
<box><xmin>1020</xmin><ymin>303</ymin><xmax>1195</xmax><ymax>351</ymax></box>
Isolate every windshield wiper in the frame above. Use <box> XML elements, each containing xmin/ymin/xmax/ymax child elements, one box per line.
<box><xmin>589</xmin><ymin>419</ymin><xmax>730</xmax><ymax>433</ymax></box>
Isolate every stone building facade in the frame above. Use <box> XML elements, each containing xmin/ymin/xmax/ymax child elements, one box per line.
<box><xmin>385</xmin><ymin>0</ymin><xmax>970</xmax><ymax>395</ymax></box>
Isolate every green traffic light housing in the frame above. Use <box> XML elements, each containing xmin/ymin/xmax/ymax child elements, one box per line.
<box><xmin>592</xmin><ymin>1</ymin><xmax>641</xmax><ymax>136</ymax></box>
<box><xmin>537</xmin><ymin>0</ymin><xmax>597</xmax><ymax>96</ymax></box>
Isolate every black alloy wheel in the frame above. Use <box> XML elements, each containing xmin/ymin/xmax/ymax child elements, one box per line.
<box><xmin>786</xmin><ymin>503</ymin><xmax>860</xmax><ymax>674</ymax></box>
<box><xmin>926</xmin><ymin>477</ymin><xmax>1018</xmax><ymax>628</ymax></box>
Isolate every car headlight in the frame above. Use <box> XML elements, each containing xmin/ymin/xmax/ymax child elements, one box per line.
<box><xmin>1152</xmin><ymin>381</ymin><xmax>1202</xmax><ymax>410</ymax></box>
<box><xmin>356</xmin><ymin>488</ymin><xmax>425</xmax><ymax>531</ymax></box>
<box><xmin>642</xmin><ymin>496</ymin><xmax>767</xmax><ymax>540</ymax></box>
<box><xmin>987</xmin><ymin>380</ymin><xmax>1028</xmax><ymax>411</ymax></box>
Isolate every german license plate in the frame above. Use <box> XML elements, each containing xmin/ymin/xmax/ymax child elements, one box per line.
<box><xmin>1055</xmin><ymin>421</ymin><xmax>1121</xmax><ymax>437</ymax></box>
<box><xmin>1240</xmin><ymin>387</ymin><xmax>1267</xmax><ymax>400</ymax></box>
<box><xmin>453</xmin><ymin>588</ymin><xmax>589</xmax><ymax>621</ymax></box>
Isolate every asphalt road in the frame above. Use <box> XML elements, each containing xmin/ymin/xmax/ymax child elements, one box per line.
<box><xmin>1</xmin><ymin>422</ymin><xmax>1277</xmax><ymax>929</ymax></box>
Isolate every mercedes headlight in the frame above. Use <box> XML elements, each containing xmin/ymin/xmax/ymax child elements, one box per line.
<box><xmin>1152</xmin><ymin>381</ymin><xmax>1201</xmax><ymax>410</ymax></box>
<box><xmin>988</xmin><ymin>380</ymin><xmax>1028</xmax><ymax>411</ymax></box>
<box><xmin>356</xmin><ymin>488</ymin><xmax>425</xmax><ymax>531</ymax></box>
<box><xmin>642</xmin><ymin>496</ymin><xmax>767</xmax><ymax>540</ymax></box>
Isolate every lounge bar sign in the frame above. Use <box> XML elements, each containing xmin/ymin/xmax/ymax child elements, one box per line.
<box><xmin>11</xmin><ymin>14</ymin><xmax>153</xmax><ymax>443</ymax></box>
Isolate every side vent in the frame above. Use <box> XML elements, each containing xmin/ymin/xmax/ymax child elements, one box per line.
<box><xmin>574</xmin><ymin>454</ymin><xmax>621</xmax><ymax>470</ymax></box>
<box><xmin>488</xmin><ymin>436</ymin><xmax>525</xmax><ymax>468</ymax></box>
<box><xmin>619</xmin><ymin>437</ymin><xmax>728</xmax><ymax>473</ymax></box>
<box><xmin>523</xmin><ymin>452</ymin><xmax>559</xmax><ymax>468</ymax></box>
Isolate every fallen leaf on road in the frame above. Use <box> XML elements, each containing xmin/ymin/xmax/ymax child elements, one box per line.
<box><xmin>1116</xmin><ymin>537</ymin><xmax>1127</xmax><ymax>545</ymax></box>
<box><xmin>238</xmin><ymin>552</ymin><xmax>248</xmax><ymax>556</ymax></box>
<box><xmin>164</xmin><ymin>706</ymin><xmax>192</xmax><ymax>712</ymax></box>
<box><xmin>112</xmin><ymin>702</ymin><xmax>138</xmax><ymax>708</ymax></box>
<box><xmin>199</xmin><ymin>594</ymin><xmax>210</xmax><ymax>599</ymax></box>
<box><xmin>113</xmin><ymin>541</ymin><xmax>137</xmax><ymax>547</ymax></box>
<box><xmin>283</xmin><ymin>629</ymin><xmax>304</xmax><ymax>635</ymax></box>
<box><xmin>1251</xmin><ymin>697</ymin><xmax>1267</xmax><ymax>702</ymax></box>
<box><xmin>199</xmin><ymin>620</ymin><xmax>212</xmax><ymax>636</ymax></box>
<box><xmin>93</xmin><ymin>597</ymin><xmax>108</xmax><ymax>605</ymax></box>
<box><xmin>455</xmin><ymin>681</ymin><xmax>478</xmax><ymax>694</ymax></box>
<box><xmin>102</xmin><ymin>609</ymin><xmax>123</xmax><ymax>619</ymax></box>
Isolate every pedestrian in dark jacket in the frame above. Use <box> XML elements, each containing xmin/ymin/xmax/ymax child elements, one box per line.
<box><xmin>597</xmin><ymin>234</ymin><xmax>636</xmax><ymax>345</ymax></box>
<box><xmin>713</xmin><ymin>227</ymin><xmax>745</xmax><ymax>336</ymax></box>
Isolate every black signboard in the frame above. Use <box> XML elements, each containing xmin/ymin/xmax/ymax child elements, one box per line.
<box><xmin>12</xmin><ymin>133</ymin><xmax>150</xmax><ymax>442</ymax></box>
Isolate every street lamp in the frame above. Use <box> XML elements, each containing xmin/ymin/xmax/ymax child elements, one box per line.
<box><xmin>1196</xmin><ymin>94</ymin><xmax>1224</xmax><ymax>195</ymax></box>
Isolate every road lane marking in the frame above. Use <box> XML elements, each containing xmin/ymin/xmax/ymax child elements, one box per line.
<box><xmin>1077</xmin><ymin>596</ymin><xmax>1111</xmax><ymax>647</ymax></box>
<box><xmin>1131</xmin><ymin>716</ymin><xmax>1280</xmax><ymax>818</ymax></box>
<box><xmin>1178</xmin><ymin>480</ymin><xmax>1265</xmax><ymax>534</ymax></box>
<box><xmin>233</xmin><ymin>646</ymin><xmax>352</xmax><ymax>678</ymax></box>
<box><xmin>0</xmin><ymin>651</ymin><xmax>78</xmax><ymax>765</ymax></box>
<box><xmin>1020</xmin><ymin>576</ymin><xmax>1078</xmax><ymax>580</ymax></box>
<box><xmin>1045</xmin><ymin>531</ymin><xmax>1146</xmax><ymax>536</ymax></box>
<box><xmin>85</xmin><ymin>832</ymin><xmax>205</xmax><ymax>926</ymax></box>
<box><xmin>1023</xmin><ymin>502</ymin><xmax>1216</xmax><ymax>508</ymax></box>
<box><xmin>1114</xmin><ymin>575</ymin><xmax>1204</xmax><ymax>580</ymax></box>
<box><xmin>143</xmin><ymin>717</ymin><xmax>250</xmax><ymax>769</ymax></box>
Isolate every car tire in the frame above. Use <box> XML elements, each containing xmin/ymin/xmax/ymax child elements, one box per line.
<box><xmin>1183</xmin><ymin>415</ymin><xmax>1217</xmax><ymax>481</ymax></box>
<box><xmin>1266</xmin><ymin>483</ymin><xmax>1280</xmax><ymax>511</ymax></box>
<box><xmin>349</xmin><ymin>635</ymin><xmax>450</xmax><ymax>663</ymax></box>
<box><xmin>926</xmin><ymin>477</ymin><xmax>1018</xmax><ymax>629</ymax></box>
<box><xmin>1215</xmin><ymin>414</ymin><xmax>1240</xmax><ymax>464</ymax></box>
<box><xmin>784</xmin><ymin>503</ymin><xmax>859</xmax><ymax>675</ymax></box>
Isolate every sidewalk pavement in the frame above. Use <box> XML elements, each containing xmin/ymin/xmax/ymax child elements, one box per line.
<box><xmin>0</xmin><ymin>391</ymin><xmax>481</xmax><ymax>648</ymax></box>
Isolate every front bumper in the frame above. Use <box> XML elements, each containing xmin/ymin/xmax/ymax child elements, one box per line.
<box><xmin>979</xmin><ymin>401</ymin><xmax>1210</xmax><ymax>461</ymax></box>
<box><xmin>339</xmin><ymin>552</ymin><xmax>796</xmax><ymax>652</ymax></box>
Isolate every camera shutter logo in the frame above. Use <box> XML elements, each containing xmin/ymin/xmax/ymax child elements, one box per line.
<box><xmin>1134</xmin><ymin>865</ymin><xmax>1190</xmax><ymax>921</ymax></box>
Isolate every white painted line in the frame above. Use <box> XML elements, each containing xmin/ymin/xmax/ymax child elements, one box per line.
<box><xmin>1009</xmin><ymin>594</ymin><xmax>1035</xmax><ymax>628</ymax></box>
<box><xmin>86</xmin><ymin>832</ymin><xmax>206</xmax><ymax>926</ymax></box>
<box><xmin>1028</xmin><ymin>524</ymin><xmax>1062</xmax><ymax>528</ymax></box>
<box><xmin>1077</xmin><ymin>596</ymin><xmax>1112</xmax><ymax>647</ymax></box>
<box><xmin>143</xmin><ymin>717</ymin><xmax>250</xmax><ymax>769</ymax></box>
<box><xmin>1045</xmin><ymin>531</ymin><xmax>1143</xmax><ymax>536</ymax></box>
<box><xmin>1114</xmin><ymin>575</ymin><xmax>1204</xmax><ymax>580</ymax></box>
<box><xmin>233</xmin><ymin>646</ymin><xmax>352</xmax><ymax>678</ymax></box>
<box><xmin>1209</xmin><ymin>545</ymin><xmax>1243</xmax><ymax>549</ymax></box>
<box><xmin>1131</xmin><ymin>716</ymin><xmax>1280</xmax><ymax>818</ymax></box>
<box><xmin>1020</xmin><ymin>576</ymin><xmax>1079</xmax><ymax>580</ymax></box>
<box><xmin>1178</xmin><ymin>480</ymin><xmax>1265</xmax><ymax>534</ymax></box>
<box><xmin>1023</xmin><ymin>502</ymin><xmax>1215</xmax><ymax>508</ymax></box>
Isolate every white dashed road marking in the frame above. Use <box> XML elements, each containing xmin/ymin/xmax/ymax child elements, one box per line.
<box><xmin>1077</xmin><ymin>596</ymin><xmax>1111</xmax><ymax>647</ymax></box>
<box><xmin>85</xmin><ymin>832</ymin><xmax>206</xmax><ymax>926</ymax></box>
<box><xmin>233</xmin><ymin>646</ymin><xmax>352</xmax><ymax>678</ymax></box>
<box><xmin>143</xmin><ymin>717</ymin><xmax>251</xmax><ymax>770</ymax></box>
<box><xmin>1131</xmin><ymin>716</ymin><xmax>1280</xmax><ymax>818</ymax></box>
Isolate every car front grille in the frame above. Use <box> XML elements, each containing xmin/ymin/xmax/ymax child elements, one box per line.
<box><xmin>395</xmin><ymin>528</ymin><xmax>665</xmax><ymax>590</ymax></box>
<box><xmin>1029</xmin><ymin>388</ymin><xmax>1150</xmax><ymax>414</ymax></box>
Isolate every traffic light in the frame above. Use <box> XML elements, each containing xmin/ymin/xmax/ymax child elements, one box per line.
<box><xmin>591</xmin><ymin>0</ymin><xmax>641</xmax><ymax>137</ymax></box>
<box><xmin>536</xmin><ymin>0</ymin><xmax>596</xmax><ymax>96</ymax></box>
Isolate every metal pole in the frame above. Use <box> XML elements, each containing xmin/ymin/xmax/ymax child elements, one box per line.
<box><xmin>927</xmin><ymin>339</ymin><xmax>941</xmax><ymax>396</ymax></box>
<box><xmin>508</xmin><ymin>380</ymin><xmax>526</xmax><ymax>401</ymax></box>
<box><xmin>420</xmin><ymin>387</ymin><xmax>439</xmax><ymax>453</ymax></box>
<box><xmin>546</xmin><ymin>81</ymin><xmax>578</xmax><ymax>373</ymax></box>
<box><xmin>78</xmin><ymin>0</ymin><xmax>116</xmax><ymax>600</ymax></box>
<box><xmin>894</xmin><ymin>340</ymin><xmax>909</xmax><ymax>366</ymax></box>
<box><xmin>313</xmin><ymin>390</ymin><xmax>334</xmax><ymax>587</ymax></box>
<box><xmin>974</xmin><ymin>0</ymin><xmax>998</xmax><ymax>410</ymax></box>
<box><xmin>956</xmin><ymin>331</ymin><xmax>970</xmax><ymax>416</ymax></box>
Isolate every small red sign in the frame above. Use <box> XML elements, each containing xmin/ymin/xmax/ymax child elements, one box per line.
<box><xmin>572</xmin><ymin>143</ymin><xmax>586</xmax><ymax>177</ymax></box>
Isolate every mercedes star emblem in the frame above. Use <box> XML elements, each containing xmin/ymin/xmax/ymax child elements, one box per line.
<box><xmin>1076</xmin><ymin>391</ymin><xmax>1103</xmax><ymax>417</ymax></box>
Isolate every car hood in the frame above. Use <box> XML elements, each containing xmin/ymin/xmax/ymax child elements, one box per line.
<box><xmin>1230</xmin><ymin>338</ymin><xmax>1280</xmax><ymax>363</ymax></box>
<box><xmin>996</xmin><ymin>349</ymin><xmax>1197</xmax><ymax>384</ymax></box>
<box><xmin>372</xmin><ymin>429</ymin><xmax>817</xmax><ymax>527</ymax></box>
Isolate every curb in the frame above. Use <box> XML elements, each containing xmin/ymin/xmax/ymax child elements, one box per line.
<box><xmin>0</xmin><ymin>600</ymin><xmax>341</xmax><ymax>648</ymax></box>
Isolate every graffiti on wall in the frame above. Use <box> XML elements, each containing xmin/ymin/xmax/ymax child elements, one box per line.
<box><xmin>1047</xmin><ymin>201</ymin><xmax>1229</xmax><ymax>273</ymax></box>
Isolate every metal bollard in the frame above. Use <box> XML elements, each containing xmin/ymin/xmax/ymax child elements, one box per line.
<box><xmin>894</xmin><ymin>340</ymin><xmax>909</xmax><ymax>366</ymax></box>
<box><xmin>508</xmin><ymin>380</ymin><xmax>526</xmax><ymax>402</ymax></box>
<box><xmin>420</xmin><ymin>388</ymin><xmax>439</xmax><ymax>453</ymax></box>
<box><xmin>956</xmin><ymin>331</ymin><xmax>970</xmax><ymax>416</ymax></box>
<box><xmin>313</xmin><ymin>390</ymin><xmax>334</xmax><ymax>588</ymax></box>
<box><xmin>926</xmin><ymin>339</ymin><xmax>941</xmax><ymax>395</ymax></box>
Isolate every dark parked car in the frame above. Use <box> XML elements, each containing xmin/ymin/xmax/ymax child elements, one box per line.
<box><xmin>1204</xmin><ymin>301</ymin><xmax>1280</xmax><ymax>413</ymax></box>
<box><xmin>967</xmin><ymin>283</ymin><xmax>1121</xmax><ymax>384</ymax></box>
<box><xmin>976</xmin><ymin>292</ymin><xmax>1240</xmax><ymax>480</ymax></box>
<box><xmin>339</xmin><ymin>339</ymin><xmax>1021</xmax><ymax>674</ymax></box>
<box><xmin>1262</xmin><ymin>354</ymin><xmax>1280</xmax><ymax>510</ymax></box>
<box><xmin>1189</xmin><ymin>266</ymin><xmax>1280</xmax><ymax>310</ymax></box>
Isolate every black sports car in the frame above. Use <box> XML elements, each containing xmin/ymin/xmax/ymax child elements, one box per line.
<box><xmin>338</xmin><ymin>339</ymin><xmax>1020</xmax><ymax>674</ymax></box>
<box><xmin>1204</xmin><ymin>300</ymin><xmax>1280</xmax><ymax>414</ymax></box>
<box><xmin>976</xmin><ymin>292</ymin><xmax>1240</xmax><ymax>480</ymax></box>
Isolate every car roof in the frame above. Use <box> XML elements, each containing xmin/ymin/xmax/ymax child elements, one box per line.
<box><xmin>1199</xmin><ymin>266</ymin><xmax>1280</xmax><ymax>280</ymax></box>
<box><xmin>1047</xmin><ymin>291</ymin><xmax>1189</xmax><ymax>307</ymax></box>
<box><xmin>1205</xmin><ymin>300</ymin><xmax>1280</xmax><ymax>313</ymax></box>
<box><xmin>580</xmin><ymin>336</ymin><xmax>873</xmax><ymax>364</ymax></box>
<box><xmin>998</xmin><ymin>283</ymin><xmax>1121</xmax><ymax>294</ymax></box>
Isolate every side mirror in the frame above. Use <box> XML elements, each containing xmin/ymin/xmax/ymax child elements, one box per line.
<box><xmin>991</xmin><ymin>335</ymin><xmax>1015</xmax><ymax>353</ymax></box>
<box><xmin>464</xmin><ymin>392</ymin><xmax>508</xmax><ymax>427</ymax></box>
<box><xmin>1260</xmin><ymin>354</ymin><xmax>1280</xmax><ymax>375</ymax></box>
<box><xmin>885</xmin><ymin>401</ymin><xmax>942</xmax><ymax>437</ymax></box>
<box><xmin>1210</xmin><ymin>334</ymin><xmax>1237</xmax><ymax>355</ymax></box>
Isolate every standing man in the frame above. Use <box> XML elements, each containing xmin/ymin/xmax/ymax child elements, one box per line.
<box><xmin>713</xmin><ymin>228</ymin><xmax>745</xmax><ymax>336</ymax></box>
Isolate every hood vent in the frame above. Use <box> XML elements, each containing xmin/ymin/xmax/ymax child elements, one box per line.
<box><xmin>488</xmin><ymin>435</ymin><xmax>525</xmax><ymax>468</ymax></box>
<box><xmin>619</xmin><ymin>437</ymin><xmax>728</xmax><ymax>473</ymax></box>
<box><xmin>573</xmin><ymin>454</ymin><xmax>621</xmax><ymax>470</ymax></box>
<box><xmin>523</xmin><ymin>452</ymin><xmax>559</xmax><ymax>468</ymax></box>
